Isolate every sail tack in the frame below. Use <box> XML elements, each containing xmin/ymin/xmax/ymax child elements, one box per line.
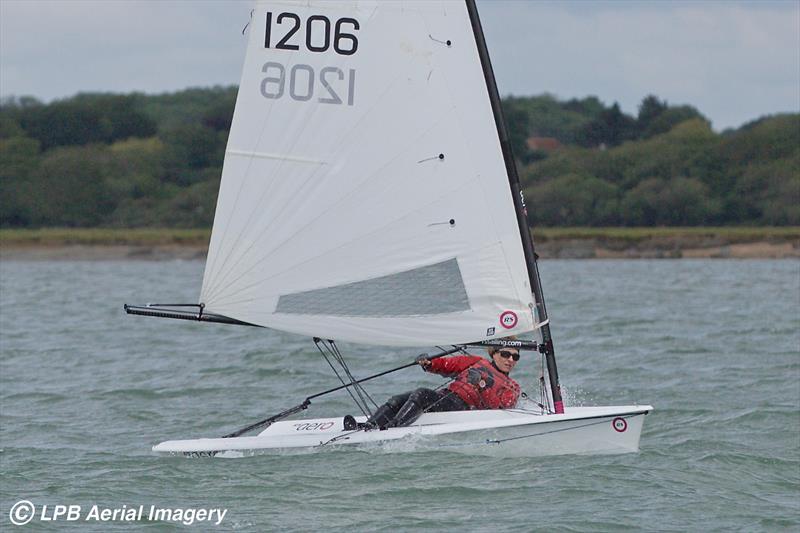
<box><xmin>201</xmin><ymin>0</ymin><xmax>537</xmax><ymax>346</ymax></box>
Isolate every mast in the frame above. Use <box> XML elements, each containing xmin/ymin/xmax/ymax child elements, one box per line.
<box><xmin>465</xmin><ymin>0</ymin><xmax>564</xmax><ymax>413</ymax></box>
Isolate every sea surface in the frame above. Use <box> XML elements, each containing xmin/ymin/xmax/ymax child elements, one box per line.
<box><xmin>1</xmin><ymin>259</ymin><xmax>798</xmax><ymax>531</ymax></box>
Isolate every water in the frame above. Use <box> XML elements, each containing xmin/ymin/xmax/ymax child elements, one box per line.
<box><xmin>1</xmin><ymin>259</ymin><xmax>798</xmax><ymax>531</ymax></box>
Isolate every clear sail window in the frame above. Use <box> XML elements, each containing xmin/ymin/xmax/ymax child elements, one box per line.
<box><xmin>276</xmin><ymin>258</ymin><xmax>470</xmax><ymax>317</ymax></box>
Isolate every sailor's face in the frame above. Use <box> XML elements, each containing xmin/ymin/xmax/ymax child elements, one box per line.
<box><xmin>492</xmin><ymin>349</ymin><xmax>519</xmax><ymax>373</ymax></box>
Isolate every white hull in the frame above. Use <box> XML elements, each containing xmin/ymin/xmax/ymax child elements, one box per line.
<box><xmin>153</xmin><ymin>405</ymin><xmax>653</xmax><ymax>458</ymax></box>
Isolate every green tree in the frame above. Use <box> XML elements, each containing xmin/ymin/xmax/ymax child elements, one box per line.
<box><xmin>0</xmin><ymin>114</ymin><xmax>25</xmax><ymax>139</ymax></box>
<box><xmin>14</xmin><ymin>94</ymin><xmax>156</xmax><ymax>150</ymax></box>
<box><xmin>730</xmin><ymin>154</ymin><xmax>800</xmax><ymax>225</ymax></box>
<box><xmin>107</xmin><ymin>137</ymin><xmax>167</xmax><ymax>199</ymax></box>
<box><xmin>642</xmin><ymin>105</ymin><xmax>707</xmax><ymax>139</ymax></box>
<box><xmin>202</xmin><ymin>93</ymin><xmax>236</xmax><ymax>132</ymax></box>
<box><xmin>575</xmin><ymin>102</ymin><xmax>638</xmax><ymax>148</ymax></box>
<box><xmin>24</xmin><ymin>145</ymin><xmax>118</xmax><ymax>226</ymax></box>
<box><xmin>0</xmin><ymin>136</ymin><xmax>41</xmax><ymax>226</ymax></box>
<box><xmin>141</xmin><ymin>86</ymin><xmax>238</xmax><ymax>131</ymax></box>
<box><xmin>525</xmin><ymin>173</ymin><xmax>620</xmax><ymax>226</ymax></box>
<box><xmin>157</xmin><ymin>174</ymin><xmax>221</xmax><ymax>227</ymax></box>
<box><xmin>620</xmin><ymin>177</ymin><xmax>720</xmax><ymax>226</ymax></box>
<box><xmin>562</xmin><ymin>96</ymin><xmax>606</xmax><ymax>119</ymax></box>
<box><xmin>637</xmin><ymin>95</ymin><xmax>667</xmax><ymax>126</ymax></box>
<box><xmin>719</xmin><ymin>114</ymin><xmax>800</xmax><ymax>165</ymax></box>
<box><xmin>636</xmin><ymin>95</ymin><xmax>668</xmax><ymax>138</ymax></box>
<box><xmin>160</xmin><ymin>124</ymin><xmax>223</xmax><ymax>185</ymax></box>
<box><xmin>608</xmin><ymin>119</ymin><xmax>723</xmax><ymax>192</ymax></box>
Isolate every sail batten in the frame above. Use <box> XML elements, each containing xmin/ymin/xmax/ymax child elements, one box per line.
<box><xmin>200</xmin><ymin>0</ymin><xmax>537</xmax><ymax>346</ymax></box>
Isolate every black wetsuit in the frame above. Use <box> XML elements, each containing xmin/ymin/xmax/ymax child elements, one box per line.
<box><xmin>366</xmin><ymin>387</ymin><xmax>469</xmax><ymax>429</ymax></box>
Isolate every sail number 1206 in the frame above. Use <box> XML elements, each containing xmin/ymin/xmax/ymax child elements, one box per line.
<box><xmin>261</xmin><ymin>11</ymin><xmax>360</xmax><ymax>106</ymax></box>
<box><xmin>265</xmin><ymin>12</ymin><xmax>360</xmax><ymax>56</ymax></box>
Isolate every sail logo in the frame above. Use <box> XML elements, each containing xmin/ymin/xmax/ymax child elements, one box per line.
<box><xmin>293</xmin><ymin>421</ymin><xmax>335</xmax><ymax>432</ymax></box>
<box><xmin>499</xmin><ymin>311</ymin><xmax>518</xmax><ymax>329</ymax></box>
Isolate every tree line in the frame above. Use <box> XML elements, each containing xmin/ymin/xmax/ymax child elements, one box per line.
<box><xmin>506</xmin><ymin>95</ymin><xmax>798</xmax><ymax>226</ymax></box>
<box><xmin>1</xmin><ymin>89</ymin><xmax>797</xmax><ymax>228</ymax></box>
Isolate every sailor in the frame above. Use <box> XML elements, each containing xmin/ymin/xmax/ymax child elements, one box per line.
<box><xmin>350</xmin><ymin>342</ymin><xmax>521</xmax><ymax>430</ymax></box>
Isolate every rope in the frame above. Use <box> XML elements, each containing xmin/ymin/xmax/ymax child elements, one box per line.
<box><xmin>539</xmin><ymin>348</ymin><xmax>552</xmax><ymax>413</ymax></box>
<box><xmin>314</xmin><ymin>340</ymin><xmax>371</xmax><ymax>417</ymax></box>
<box><xmin>329</xmin><ymin>341</ymin><xmax>378</xmax><ymax>412</ymax></box>
<box><xmin>314</xmin><ymin>339</ymin><xmax>378</xmax><ymax>418</ymax></box>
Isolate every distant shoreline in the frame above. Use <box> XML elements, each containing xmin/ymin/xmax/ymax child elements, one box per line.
<box><xmin>1</xmin><ymin>228</ymin><xmax>798</xmax><ymax>260</ymax></box>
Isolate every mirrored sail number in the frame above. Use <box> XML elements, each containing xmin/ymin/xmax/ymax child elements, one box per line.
<box><xmin>265</xmin><ymin>12</ymin><xmax>360</xmax><ymax>56</ymax></box>
<box><xmin>261</xmin><ymin>62</ymin><xmax>356</xmax><ymax>106</ymax></box>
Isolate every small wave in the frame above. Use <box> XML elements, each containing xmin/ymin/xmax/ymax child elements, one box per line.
<box><xmin>93</xmin><ymin>387</ymin><xmax>231</xmax><ymax>400</ymax></box>
<box><xmin>3</xmin><ymin>391</ymin><xmax>69</xmax><ymax>402</ymax></box>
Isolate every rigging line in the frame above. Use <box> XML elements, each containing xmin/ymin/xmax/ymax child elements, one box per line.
<box><xmin>204</xmin><ymin>168</ymin><xmax>483</xmax><ymax>306</ymax></box>
<box><xmin>325</xmin><ymin>341</ymin><xmax>369</xmax><ymax>414</ymax></box>
<box><xmin>340</xmin><ymin>351</ymin><xmax>378</xmax><ymax>412</ymax></box>
<box><xmin>501</xmin><ymin>406</ymin><xmax>548</xmax><ymax>416</ymax></box>
<box><xmin>314</xmin><ymin>340</ymin><xmax>370</xmax><ymax>416</ymax></box>
<box><xmin>322</xmin><ymin>340</ymin><xmax>372</xmax><ymax>416</ymax></box>
<box><xmin>517</xmin><ymin>392</ymin><xmax>547</xmax><ymax>412</ymax></box>
<box><xmin>204</xmin><ymin>105</ymin><xmax>454</xmax><ymax>305</ymax></box>
<box><xmin>329</xmin><ymin>342</ymin><xmax>378</xmax><ymax>413</ymax></box>
<box><xmin>241</xmin><ymin>9</ymin><xmax>253</xmax><ymax>35</ymax></box>
<box><xmin>539</xmin><ymin>356</ymin><xmax>545</xmax><ymax>412</ymax></box>
<box><xmin>325</xmin><ymin>341</ymin><xmax>374</xmax><ymax>415</ymax></box>
<box><xmin>204</xmin><ymin>68</ymin><xmax>410</xmax><ymax>303</ymax></box>
<box><xmin>428</xmin><ymin>34</ymin><xmax>452</xmax><ymax>47</ymax></box>
<box><xmin>223</xmin><ymin>347</ymin><xmax>465</xmax><ymax>439</ymax></box>
<box><xmin>330</xmin><ymin>342</ymin><xmax>378</xmax><ymax>410</ymax></box>
<box><xmin>315</xmin><ymin>340</ymin><xmax>349</xmax><ymax>388</ymax></box>
<box><xmin>485</xmin><ymin>414</ymin><xmax>640</xmax><ymax>445</ymax></box>
<box><xmin>315</xmin><ymin>341</ymin><xmax>361</xmax><ymax>408</ymax></box>
<box><xmin>540</xmin><ymin>350</ymin><xmax>551</xmax><ymax>413</ymax></box>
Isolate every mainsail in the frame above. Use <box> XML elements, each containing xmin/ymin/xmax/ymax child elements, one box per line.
<box><xmin>200</xmin><ymin>0</ymin><xmax>540</xmax><ymax>346</ymax></box>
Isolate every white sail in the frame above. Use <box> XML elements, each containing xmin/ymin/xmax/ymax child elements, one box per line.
<box><xmin>200</xmin><ymin>0</ymin><xmax>537</xmax><ymax>346</ymax></box>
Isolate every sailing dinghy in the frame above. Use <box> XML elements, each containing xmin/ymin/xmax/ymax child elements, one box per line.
<box><xmin>126</xmin><ymin>0</ymin><xmax>652</xmax><ymax>457</ymax></box>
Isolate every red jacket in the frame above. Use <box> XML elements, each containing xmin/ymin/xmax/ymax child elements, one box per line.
<box><xmin>428</xmin><ymin>355</ymin><xmax>520</xmax><ymax>409</ymax></box>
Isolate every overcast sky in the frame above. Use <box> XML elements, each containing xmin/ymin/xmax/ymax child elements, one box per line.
<box><xmin>1</xmin><ymin>0</ymin><xmax>798</xmax><ymax>131</ymax></box>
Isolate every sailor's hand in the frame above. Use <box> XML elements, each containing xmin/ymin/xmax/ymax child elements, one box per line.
<box><xmin>415</xmin><ymin>354</ymin><xmax>432</xmax><ymax>370</ymax></box>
